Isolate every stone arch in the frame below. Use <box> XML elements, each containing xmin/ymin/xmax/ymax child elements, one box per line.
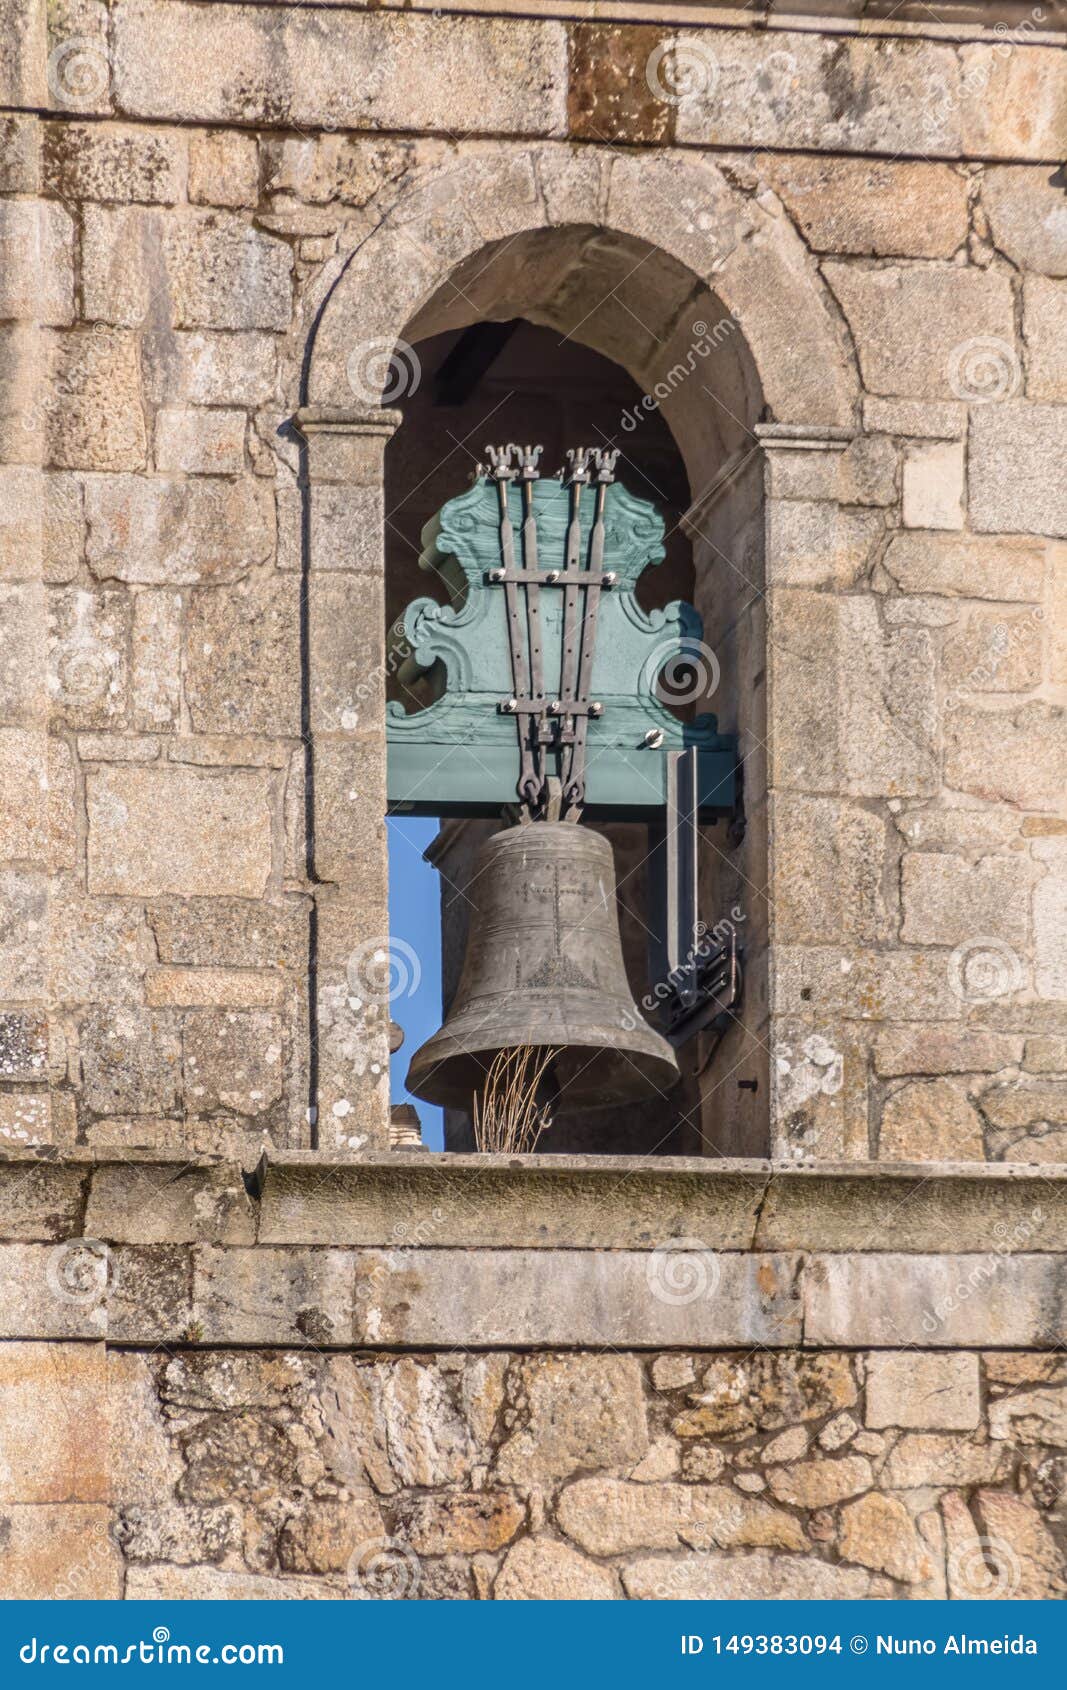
<box><xmin>305</xmin><ymin>147</ymin><xmax>858</xmax><ymax>430</ymax></box>
<box><xmin>296</xmin><ymin>145</ymin><xmax>860</xmax><ymax>1156</ymax></box>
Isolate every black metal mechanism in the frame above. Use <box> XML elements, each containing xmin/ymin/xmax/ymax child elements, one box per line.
<box><xmin>648</xmin><ymin>746</ymin><xmax>742</xmax><ymax>1048</ymax></box>
<box><xmin>485</xmin><ymin>442</ymin><xmax>620</xmax><ymax>823</ymax></box>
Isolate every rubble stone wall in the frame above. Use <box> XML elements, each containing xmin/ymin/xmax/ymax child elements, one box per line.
<box><xmin>0</xmin><ymin>1153</ymin><xmax>1062</xmax><ymax>1598</ymax></box>
<box><xmin>3</xmin><ymin>1339</ymin><xmax>1064</xmax><ymax>1600</ymax></box>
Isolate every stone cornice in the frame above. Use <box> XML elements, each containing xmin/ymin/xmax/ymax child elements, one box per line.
<box><xmin>755</xmin><ymin>423</ymin><xmax>855</xmax><ymax>452</ymax></box>
<box><xmin>293</xmin><ymin>406</ymin><xmax>403</xmax><ymax>439</ymax></box>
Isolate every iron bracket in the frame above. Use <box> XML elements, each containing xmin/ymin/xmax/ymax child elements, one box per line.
<box><xmin>649</xmin><ymin>745</ymin><xmax>742</xmax><ymax>1046</ymax></box>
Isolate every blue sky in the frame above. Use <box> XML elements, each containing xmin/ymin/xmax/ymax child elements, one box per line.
<box><xmin>386</xmin><ymin>815</ymin><xmax>445</xmax><ymax>1149</ymax></box>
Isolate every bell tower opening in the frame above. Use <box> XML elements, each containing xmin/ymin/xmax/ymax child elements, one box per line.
<box><xmin>381</xmin><ymin>227</ymin><xmax>769</xmax><ymax>1159</ymax></box>
<box><xmin>386</xmin><ymin>321</ymin><xmax>698</xmax><ymax>1154</ymax></box>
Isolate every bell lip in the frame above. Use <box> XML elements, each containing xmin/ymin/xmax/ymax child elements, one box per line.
<box><xmin>405</xmin><ymin>1021</ymin><xmax>681</xmax><ymax>1112</ymax></box>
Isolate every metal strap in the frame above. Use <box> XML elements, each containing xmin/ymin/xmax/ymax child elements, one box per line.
<box><xmin>558</xmin><ymin>447</ymin><xmax>590</xmax><ymax>818</ymax></box>
<box><xmin>486</xmin><ymin>445</ymin><xmax>536</xmax><ymax>808</ymax></box>
<box><xmin>482</xmin><ymin>443</ymin><xmax>612</xmax><ymax>821</ymax></box>
<box><xmin>517</xmin><ymin>446</ymin><xmax>546</xmax><ymax>811</ymax></box>
<box><xmin>564</xmin><ymin>448</ymin><xmax>616</xmax><ymax>817</ymax></box>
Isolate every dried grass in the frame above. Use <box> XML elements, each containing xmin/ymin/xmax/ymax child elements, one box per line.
<box><xmin>472</xmin><ymin>1044</ymin><xmax>560</xmax><ymax>1155</ymax></box>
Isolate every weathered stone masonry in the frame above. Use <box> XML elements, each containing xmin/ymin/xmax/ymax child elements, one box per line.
<box><xmin>1</xmin><ymin>1154</ymin><xmax>1066</xmax><ymax>1597</ymax></box>
<box><xmin>0</xmin><ymin>0</ymin><xmax>1065</xmax><ymax>1597</ymax></box>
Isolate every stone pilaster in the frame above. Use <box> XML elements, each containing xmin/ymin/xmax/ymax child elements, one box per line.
<box><xmin>294</xmin><ymin>407</ymin><xmax>401</xmax><ymax>1151</ymax></box>
<box><xmin>759</xmin><ymin>424</ymin><xmax>877</xmax><ymax>1162</ymax></box>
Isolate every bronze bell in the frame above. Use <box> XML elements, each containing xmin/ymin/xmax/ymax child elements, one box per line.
<box><xmin>406</xmin><ymin>822</ymin><xmax>680</xmax><ymax>1111</ymax></box>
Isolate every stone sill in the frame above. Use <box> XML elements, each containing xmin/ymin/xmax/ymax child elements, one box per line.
<box><xmin>1</xmin><ymin>1146</ymin><xmax>1064</xmax><ymax>1251</ymax></box>
<box><xmin>254</xmin><ymin>1152</ymin><xmax>1067</xmax><ymax>1254</ymax></box>
<box><xmin>216</xmin><ymin>0</ymin><xmax>1067</xmax><ymax>49</ymax></box>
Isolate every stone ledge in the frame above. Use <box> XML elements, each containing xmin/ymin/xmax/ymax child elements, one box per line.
<box><xmin>18</xmin><ymin>5</ymin><xmax>1060</xmax><ymax>157</ymax></box>
<box><xmin>99</xmin><ymin>0</ymin><xmax>1067</xmax><ymax>49</ymax></box>
<box><xmin>257</xmin><ymin>1153</ymin><xmax>1067</xmax><ymax>1255</ymax></box>
<box><xmin>0</xmin><ymin>1149</ymin><xmax>1064</xmax><ymax>1253</ymax></box>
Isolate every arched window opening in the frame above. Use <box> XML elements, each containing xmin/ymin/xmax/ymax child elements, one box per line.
<box><xmin>381</xmin><ymin>233</ymin><xmax>768</xmax><ymax>1160</ymax></box>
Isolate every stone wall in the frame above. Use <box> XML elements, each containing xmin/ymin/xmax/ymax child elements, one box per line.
<box><xmin>0</xmin><ymin>0</ymin><xmax>1064</xmax><ymax>1162</ymax></box>
<box><xmin>0</xmin><ymin>0</ymin><xmax>1065</xmax><ymax>1604</ymax></box>
<box><xmin>0</xmin><ymin>1153</ymin><xmax>1062</xmax><ymax>1598</ymax></box>
<box><xmin>4</xmin><ymin>1340</ymin><xmax>1064</xmax><ymax>1599</ymax></box>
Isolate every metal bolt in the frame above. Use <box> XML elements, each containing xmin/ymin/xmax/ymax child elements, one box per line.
<box><xmin>489</xmin><ymin>568</ymin><xmax>504</xmax><ymax>582</ymax></box>
<box><xmin>500</xmin><ymin>698</ymin><xmax>518</xmax><ymax>714</ymax></box>
<box><xmin>603</xmin><ymin>571</ymin><xmax>617</xmax><ymax>586</ymax></box>
<box><xmin>549</xmin><ymin>700</ymin><xmax>562</xmax><ymax>715</ymax></box>
<box><xmin>590</xmin><ymin>702</ymin><xmax>603</xmax><ymax>718</ymax></box>
<box><xmin>643</xmin><ymin>728</ymin><xmax>664</xmax><ymax>748</ymax></box>
<box><xmin>545</xmin><ymin>570</ymin><xmax>559</xmax><ymax>583</ymax></box>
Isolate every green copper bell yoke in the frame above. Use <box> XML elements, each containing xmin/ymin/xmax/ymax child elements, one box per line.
<box><xmin>385</xmin><ymin>448</ymin><xmax>737</xmax><ymax>821</ymax></box>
